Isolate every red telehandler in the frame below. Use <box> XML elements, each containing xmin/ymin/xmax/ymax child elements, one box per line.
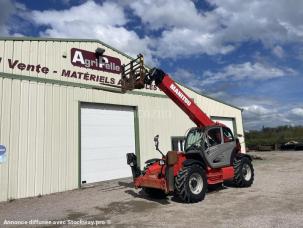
<box><xmin>121</xmin><ymin>55</ymin><xmax>254</xmax><ymax>203</ymax></box>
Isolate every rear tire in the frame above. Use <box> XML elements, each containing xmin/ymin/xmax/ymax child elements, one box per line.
<box><xmin>233</xmin><ymin>157</ymin><xmax>254</xmax><ymax>187</ymax></box>
<box><xmin>175</xmin><ymin>164</ymin><xmax>207</xmax><ymax>203</ymax></box>
<box><xmin>143</xmin><ymin>187</ymin><xmax>166</xmax><ymax>199</ymax></box>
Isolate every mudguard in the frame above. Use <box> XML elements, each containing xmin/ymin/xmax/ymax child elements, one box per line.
<box><xmin>235</xmin><ymin>153</ymin><xmax>252</xmax><ymax>161</ymax></box>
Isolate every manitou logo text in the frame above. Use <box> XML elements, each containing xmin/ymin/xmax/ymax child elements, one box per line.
<box><xmin>169</xmin><ymin>84</ymin><xmax>192</xmax><ymax>106</ymax></box>
<box><xmin>71</xmin><ymin>48</ymin><xmax>121</xmax><ymax>74</ymax></box>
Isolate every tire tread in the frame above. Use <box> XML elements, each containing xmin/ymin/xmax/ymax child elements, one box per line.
<box><xmin>233</xmin><ymin>157</ymin><xmax>254</xmax><ymax>187</ymax></box>
<box><xmin>175</xmin><ymin>164</ymin><xmax>207</xmax><ymax>203</ymax></box>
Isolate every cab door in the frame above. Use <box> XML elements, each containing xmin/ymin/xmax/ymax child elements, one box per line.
<box><xmin>204</xmin><ymin>126</ymin><xmax>236</xmax><ymax>168</ymax></box>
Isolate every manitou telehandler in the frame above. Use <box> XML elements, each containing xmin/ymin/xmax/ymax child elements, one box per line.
<box><xmin>121</xmin><ymin>54</ymin><xmax>254</xmax><ymax>203</ymax></box>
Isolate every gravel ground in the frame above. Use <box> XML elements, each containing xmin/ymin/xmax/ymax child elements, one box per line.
<box><xmin>1</xmin><ymin>151</ymin><xmax>303</xmax><ymax>228</ymax></box>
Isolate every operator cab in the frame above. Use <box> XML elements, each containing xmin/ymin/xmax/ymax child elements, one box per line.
<box><xmin>184</xmin><ymin>126</ymin><xmax>238</xmax><ymax>168</ymax></box>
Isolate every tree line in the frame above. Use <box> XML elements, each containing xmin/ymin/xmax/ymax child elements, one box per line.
<box><xmin>245</xmin><ymin>125</ymin><xmax>303</xmax><ymax>148</ymax></box>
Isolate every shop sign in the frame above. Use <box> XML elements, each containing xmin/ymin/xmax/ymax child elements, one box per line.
<box><xmin>71</xmin><ymin>48</ymin><xmax>121</xmax><ymax>74</ymax></box>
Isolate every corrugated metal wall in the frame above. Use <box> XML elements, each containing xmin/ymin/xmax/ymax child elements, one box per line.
<box><xmin>0</xmin><ymin>39</ymin><xmax>244</xmax><ymax>202</ymax></box>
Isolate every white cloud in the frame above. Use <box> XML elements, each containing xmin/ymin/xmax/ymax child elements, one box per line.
<box><xmin>28</xmin><ymin>1</ymin><xmax>156</xmax><ymax>64</ymax></box>
<box><xmin>129</xmin><ymin>0</ymin><xmax>234</xmax><ymax>58</ymax></box>
<box><xmin>170</xmin><ymin>67</ymin><xmax>301</xmax><ymax>131</ymax></box>
<box><xmin>0</xmin><ymin>0</ymin><xmax>15</xmax><ymax>35</ymax></box>
<box><xmin>173</xmin><ymin>68</ymin><xmax>195</xmax><ymax>81</ymax></box>
<box><xmin>201</xmin><ymin>62</ymin><xmax>296</xmax><ymax>85</ymax></box>
<box><xmin>290</xmin><ymin>108</ymin><xmax>303</xmax><ymax>117</ymax></box>
<box><xmin>241</xmin><ymin>104</ymin><xmax>295</xmax><ymax>130</ymax></box>
<box><xmin>153</xmin><ymin>28</ymin><xmax>234</xmax><ymax>58</ymax></box>
<box><xmin>243</xmin><ymin>105</ymin><xmax>271</xmax><ymax>115</ymax></box>
<box><xmin>272</xmin><ymin>45</ymin><xmax>285</xmax><ymax>58</ymax></box>
<box><xmin>130</xmin><ymin>0</ymin><xmax>218</xmax><ymax>31</ymax></box>
<box><xmin>13</xmin><ymin>0</ymin><xmax>303</xmax><ymax>60</ymax></box>
<box><xmin>170</xmin><ymin>69</ymin><xmax>299</xmax><ymax>131</ymax></box>
<box><xmin>32</xmin><ymin>1</ymin><xmax>126</xmax><ymax>28</ymax></box>
<box><xmin>239</xmin><ymin>104</ymin><xmax>303</xmax><ymax>130</ymax></box>
<box><xmin>128</xmin><ymin>0</ymin><xmax>303</xmax><ymax>58</ymax></box>
<box><xmin>209</xmin><ymin>0</ymin><xmax>303</xmax><ymax>45</ymax></box>
<box><xmin>173</xmin><ymin>68</ymin><xmax>303</xmax><ymax>130</ymax></box>
<box><xmin>172</xmin><ymin>68</ymin><xmax>204</xmax><ymax>92</ymax></box>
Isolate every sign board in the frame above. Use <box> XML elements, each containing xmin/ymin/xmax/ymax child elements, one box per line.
<box><xmin>71</xmin><ymin>48</ymin><xmax>121</xmax><ymax>74</ymax></box>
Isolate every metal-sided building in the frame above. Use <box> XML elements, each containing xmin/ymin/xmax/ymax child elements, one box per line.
<box><xmin>0</xmin><ymin>37</ymin><xmax>245</xmax><ymax>202</ymax></box>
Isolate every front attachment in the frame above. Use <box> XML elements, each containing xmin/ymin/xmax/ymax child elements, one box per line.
<box><xmin>126</xmin><ymin>153</ymin><xmax>141</xmax><ymax>179</ymax></box>
<box><xmin>121</xmin><ymin>54</ymin><xmax>149</xmax><ymax>93</ymax></box>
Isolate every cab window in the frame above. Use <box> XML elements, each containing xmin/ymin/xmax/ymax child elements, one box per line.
<box><xmin>185</xmin><ymin>129</ymin><xmax>204</xmax><ymax>151</ymax></box>
<box><xmin>207</xmin><ymin>128</ymin><xmax>222</xmax><ymax>146</ymax></box>
<box><xmin>222</xmin><ymin>127</ymin><xmax>234</xmax><ymax>142</ymax></box>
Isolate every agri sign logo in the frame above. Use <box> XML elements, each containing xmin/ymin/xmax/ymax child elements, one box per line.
<box><xmin>0</xmin><ymin>145</ymin><xmax>6</xmax><ymax>164</ymax></box>
<box><xmin>71</xmin><ymin>48</ymin><xmax>121</xmax><ymax>74</ymax></box>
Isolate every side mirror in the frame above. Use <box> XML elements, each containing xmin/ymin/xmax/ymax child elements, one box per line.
<box><xmin>153</xmin><ymin>135</ymin><xmax>165</xmax><ymax>157</ymax></box>
<box><xmin>154</xmin><ymin>135</ymin><xmax>159</xmax><ymax>150</ymax></box>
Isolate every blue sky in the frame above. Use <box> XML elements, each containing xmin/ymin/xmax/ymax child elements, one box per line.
<box><xmin>1</xmin><ymin>0</ymin><xmax>303</xmax><ymax>130</ymax></box>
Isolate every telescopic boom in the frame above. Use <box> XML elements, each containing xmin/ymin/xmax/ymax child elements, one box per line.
<box><xmin>121</xmin><ymin>54</ymin><xmax>214</xmax><ymax>127</ymax></box>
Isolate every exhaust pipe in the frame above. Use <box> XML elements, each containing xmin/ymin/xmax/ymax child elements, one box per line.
<box><xmin>126</xmin><ymin>153</ymin><xmax>141</xmax><ymax>179</ymax></box>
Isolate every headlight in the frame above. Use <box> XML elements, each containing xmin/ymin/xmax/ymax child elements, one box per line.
<box><xmin>159</xmin><ymin>160</ymin><xmax>165</xmax><ymax>165</ymax></box>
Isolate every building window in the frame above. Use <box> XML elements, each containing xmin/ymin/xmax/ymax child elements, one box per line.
<box><xmin>172</xmin><ymin>137</ymin><xmax>186</xmax><ymax>151</ymax></box>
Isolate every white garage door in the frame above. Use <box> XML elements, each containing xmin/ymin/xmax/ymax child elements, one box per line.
<box><xmin>211</xmin><ymin>117</ymin><xmax>236</xmax><ymax>134</ymax></box>
<box><xmin>81</xmin><ymin>104</ymin><xmax>135</xmax><ymax>184</ymax></box>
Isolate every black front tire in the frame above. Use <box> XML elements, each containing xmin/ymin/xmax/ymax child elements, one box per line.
<box><xmin>233</xmin><ymin>157</ymin><xmax>254</xmax><ymax>187</ymax></box>
<box><xmin>175</xmin><ymin>164</ymin><xmax>207</xmax><ymax>203</ymax></box>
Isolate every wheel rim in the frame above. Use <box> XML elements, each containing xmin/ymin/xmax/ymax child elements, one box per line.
<box><xmin>242</xmin><ymin>163</ymin><xmax>252</xmax><ymax>181</ymax></box>
<box><xmin>189</xmin><ymin>173</ymin><xmax>203</xmax><ymax>195</ymax></box>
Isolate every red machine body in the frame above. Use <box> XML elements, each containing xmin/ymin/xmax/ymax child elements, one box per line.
<box><xmin>123</xmin><ymin>55</ymin><xmax>254</xmax><ymax>202</ymax></box>
<box><xmin>128</xmin><ymin>70</ymin><xmax>235</xmax><ymax>192</ymax></box>
<box><xmin>133</xmin><ymin>152</ymin><xmax>235</xmax><ymax>193</ymax></box>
